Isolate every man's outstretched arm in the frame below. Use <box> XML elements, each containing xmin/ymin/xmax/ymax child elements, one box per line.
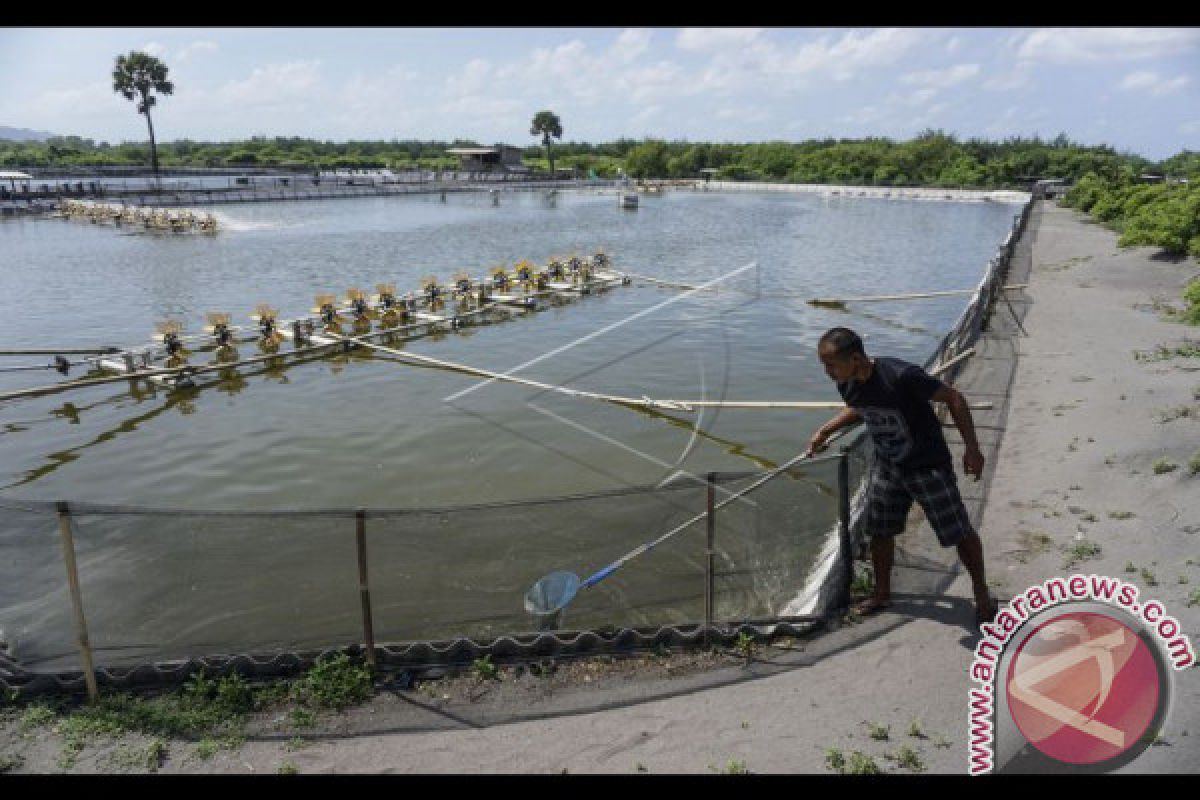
<box><xmin>806</xmin><ymin>406</ymin><xmax>863</xmax><ymax>456</ymax></box>
<box><xmin>931</xmin><ymin>385</ymin><xmax>984</xmax><ymax>479</ymax></box>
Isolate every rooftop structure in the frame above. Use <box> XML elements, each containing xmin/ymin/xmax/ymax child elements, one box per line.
<box><xmin>445</xmin><ymin>144</ymin><xmax>526</xmax><ymax>173</ymax></box>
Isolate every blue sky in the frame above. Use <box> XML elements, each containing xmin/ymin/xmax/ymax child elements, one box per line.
<box><xmin>1</xmin><ymin>27</ymin><xmax>1197</xmax><ymax>159</ymax></box>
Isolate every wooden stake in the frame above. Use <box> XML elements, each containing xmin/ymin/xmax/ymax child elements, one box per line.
<box><xmin>807</xmin><ymin>284</ymin><xmax>1027</xmax><ymax>307</ymax></box>
<box><xmin>56</xmin><ymin>502</ymin><xmax>99</xmax><ymax>702</ymax></box>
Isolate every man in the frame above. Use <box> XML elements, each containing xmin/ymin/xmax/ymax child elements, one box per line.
<box><xmin>807</xmin><ymin>327</ymin><xmax>998</xmax><ymax>627</ymax></box>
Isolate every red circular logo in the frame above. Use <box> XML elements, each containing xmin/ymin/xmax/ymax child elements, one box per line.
<box><xmin>1006</xmin><ymin>611</ymin><xmax>1161</xmax><ymax>765</ymax></box>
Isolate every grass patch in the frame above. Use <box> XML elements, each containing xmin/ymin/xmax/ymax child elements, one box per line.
<box><xmin>472</xmin><ymin>655</ymin><xmax>499</xmax><ymax>682</ymax></box>
<box><xmin>288</xmin><ymin>708</ymin><xmax>316</xmax><ymax>729</ymax></box>
<box><xmin>1015</xmin><ymin>530</ymin><xmax>1054</xmax><ymax>563</ymax></box>
<box><xmin>1155</xmin><ymin>405</ymin><xmax>1199</xmax><ymax>423</ymax></box>
<box><xmin>867</xmin><ymin>721</ymin><xmax>890</xmax><ymax>741</ymax></box>
<box><xmin>1063</xmin><ymin>539</ymin><xmax>1102</xmax><ymax>570</ymax></box>
<box><xmin>908</xmin><ymin>719</ymin><xmax>926</xmax><ymax>739</ymax></box>
<box><xmin>1109</xmin><ymin>510</ymin><xmax>1136</xmax><ymax>520</ymax></box>
<box><xmin>1134</xmin><ymin>341</ymin><xmax>1200</xmax><ymax>362</ymax></box>
<box><xmin>277</xmin><ymin>760</ymin><xmax>299</xmax><ymax>775</ymax></box>
<box><xmin>107</xmin><ymin>738</ymin><xmax>168</xmax><ymax>773</ymax></box>
<box><xmin>0</xmin><ymin>753</ymin><xmax>25</xmax><ymax>773</ymax></box>
<box><xmin>1140</xmin><ymin>568</ymin><xmax>1159</xmax><ymax>587</ymax></box>
<box><xmin>194</xmin><ymin>734</ymin><xmax>243</xmax><ymax>760</ymax></box>
<box><xmin>18</xmin><ymin>704</ymin><xmax>57</xmax><ymax>732</ymax></box>
<box><xmin>1190</xmin><ymin>452</ymin><xmax>1200</xmax><ymax>476</ymax></box>
<box><xmin>825</xmin><ymin>748</ymin><xmax>845</xmax><ymax>773</ymax></box>
<box><xmin>720</xmin><ymin>759</ymin><xmax>750</xmax><ymax>774</ymax></box>
<box><xmin>885</xmin><ymin>745</ymin><xmax>926</xmax><ymax>772</ymax></box>
<box><xmin>1153</xmin><ymin>459</ymin><xmax>1178</xmax><ymax>475</ymax></box>
<box><xmin>733</xmin><ymin>632</ymin><xmax>759</xmax><ymax>659</ymax></box>
<box><xmin>1187</xmin><ymin>589</ymin><xmax>1200</xmax><ymax>608</ymax></box>
<box><xmin>290</xmin><ymin>653</ymin><xmax>374</xmax><ymax>711</ymax></box>
<box><xmin>1125</xmin><ymin>562</ymin><xmax>1138</xmax><ymax>574</ymax></box>
<box><xmin>933</xmin><ymin>735</ymin><xmax>952</xmax><ymax>749</ymax></box>
<box><xmin>845</xmin><ymin>751</ymin><xmax>881</xmax><ymax>775</ymax></box>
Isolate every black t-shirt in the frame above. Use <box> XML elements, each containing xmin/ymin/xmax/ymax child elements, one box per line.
<box><xmin>837</xmin><ymin>356</ymin><xmax>952</xmax><ymax>469</ymax></box>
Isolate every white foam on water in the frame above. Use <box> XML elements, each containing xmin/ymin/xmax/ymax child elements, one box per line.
<box><xmin>209</xmin><ymin>211</ymin><xmax>290</xmax><ymax>232</ymax></box>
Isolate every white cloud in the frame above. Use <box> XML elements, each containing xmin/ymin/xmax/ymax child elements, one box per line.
<box><xmin>900</xmin><ymin>63</ymin><xmax>979</xmax><ymax>89</ymax></box>
<box><xmin>216</xmin><ymin>61</ymin><xmax>323</xmax><ymax>108</ymax></box>
<box><xmin>1181</xmin><ymin>120</ymin><xmax>1200</xmax><ymax>134</ymax></box>
<box><xmin>675</xmin><ymin>28</ymin><xmax>764</xmax><ymax>51</ymax></box>
<box><xmin>620</xmin><ymin>61</ymin><xmax>685</xmax><ymax>104</ymax></box>
<box><xmin>446</xmin><ymin>58</ymin><xmax>492</xmax><ymax>97</ymax></box>
<box><xmin>841</xmin><ymin>105</ymin><xmax>884</xmax><ymax>125</ymax></box>
<box><xmin>945</xmin><ymin>36</ymin><xmax>962</xmax><ymax>54</ymax></box>
<box><xmin>629</xmin><ymin>104</ymin><xmax>662</xmax><ymax>127</ymax></box>
<box><xmin>611</xmin><ymin>29</ymin><xmax>652</xmax><ymax>63</ymax></box>
<box><xmin>141</xmin><ymin>42</ymin><xmax>167</xmax><ymax>58</ymax></box>
<box><xmin>715</xmin><ymin>105</ymin><xmax>770</xmax><ymax>124</ymax></box>
<box><xmin>1016</xmin><ymin>28</ymin><xmax>1200</xmax><ymax>63</ymax></box>
<box><xmin>176</xmin><ymin>41</ymin><xmax>219</xmax><ymax>62</ymax></box>
<box><xmin>694</xmin><ymin>28</ymin><xmax>928</xmax><ymax>94</ymax></box>
<box><xmin>1119</xmin><ymin>71</ymin><xmax>1190</xmax><ymax>96</ymax></box>
<box><xmin>984</xmin><ymin>63</ymin><xmax>1034</xmax><ymax>92</ymax></box>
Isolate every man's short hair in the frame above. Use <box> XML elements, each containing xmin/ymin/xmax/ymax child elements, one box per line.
<box><xmin>818</xmin><ymin>327</ymin><xmax>865</xmax><ymax>358</ymax></box>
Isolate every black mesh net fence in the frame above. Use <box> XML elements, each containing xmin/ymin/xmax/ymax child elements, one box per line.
<box><xmin>0</xmin><ymin>460</ymin><xmax>844</xmax><ymax>684</ymax></box>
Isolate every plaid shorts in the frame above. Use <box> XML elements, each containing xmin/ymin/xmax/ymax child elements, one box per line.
<box><xmin>864</xmin><ymin>458</ymin><xmax>975</xmax><ymax>547</ymax></box>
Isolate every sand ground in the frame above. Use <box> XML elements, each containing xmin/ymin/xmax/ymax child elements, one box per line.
<box><xmin>3</xmin><ymin>199</ymin><xmax>1197</xmax><ymax>775</ymax></box>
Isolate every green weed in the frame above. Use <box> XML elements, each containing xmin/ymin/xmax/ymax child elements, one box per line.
<box><xmin>886</xmin><ymin>745</ymin><xmax>926</xmax><ymax>772</ymax></box>
<box><xmin>733</xmin><ymin>632</ymin><xmax>759</xmax><ymax>659</ymax></box>
<box><xmin>845</xmin><ymin>751</ymin><xmax>881</xmax><ymax>775</ymax></box>
<box><xmin>290</xmin><ymin>653</ymin><xmax>373</xmax><ymax>710</ymax></box>
<box><xmin>472</xmin><ymin>655</ymin><xmax>499</xmax><ymax>681</ymax></box>
<box><xmin>1153</xmin><ymin>459</ymin><xmax>1178</xmax><ymax>475</ymax></box>
<box><xmin>1063</xmin><ymin>539</ymin><xmax>1102</xmax><ymax>569</ymax></box>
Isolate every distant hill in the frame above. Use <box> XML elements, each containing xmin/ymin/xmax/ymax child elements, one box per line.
<box><xmin>0</xmin><ymin>126</ymin><xmax>58</xmax><ymax>142</ymax></box>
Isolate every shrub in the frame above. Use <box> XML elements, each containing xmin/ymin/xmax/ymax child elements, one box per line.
<box><xmin>291</xmin><ymin>653</ymin><xmax>373</xmax><ymax>710</ymax></box>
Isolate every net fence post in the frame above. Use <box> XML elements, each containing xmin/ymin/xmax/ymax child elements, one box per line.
<box><xmin>55</xmin><ymin>501</ymin><xmax>99</xmax><ymax>702</ymax></box>
<box><xmin>837</xmin><ymin>451</ymin><xmax>853</xmax><ymax>613</ymax></box>
<box><xmin>705</xmin><ymin>472</ymin><xmax>716</xmax><ymax>648</ymax></box>
<box><xmin>354</xmin><ymin>510</ymin><xmax>377</xmax><ymax>670</ymax></box>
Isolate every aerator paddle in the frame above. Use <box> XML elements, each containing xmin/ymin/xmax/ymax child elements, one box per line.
<box><xmin>524</xmin><ymin>427</ymin><xmax>855</xmax><ymax>624</ymax></box>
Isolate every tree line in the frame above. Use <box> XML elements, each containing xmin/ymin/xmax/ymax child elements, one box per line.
<box><xmin>2</xmin><ymin>131</ymin><xmax>1187</xmax><ymax>190</ymax></box>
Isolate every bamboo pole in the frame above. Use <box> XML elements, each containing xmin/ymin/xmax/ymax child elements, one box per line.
<box><xmin>930</xmin><ymin>347</ymin><xmax>976</xmax><ymax>376</ymax></box>
<box><xmin>807</xmin><ymin>284</ymin><xmax>1027</xmax><ymax>308</ymax></box>
<box><xmin>354</xmin><ymin>510</ymin><xmax>376</xmax><ymax>670</ymax></box>
<box><xmin>55</xmin><ymin>502</ymin><xmax>99</xmax><ymax>702</ymax></box>
<box><xmin>0</xmin><ymin>348</ymin><xmax>120</xmax><ymax>356</ymax></box>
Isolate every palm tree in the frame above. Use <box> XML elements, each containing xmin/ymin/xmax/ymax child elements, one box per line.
<box><xmin>530</xmin><ymin>111</ymin><xmax>563</xmax><ymax>178</ymax></box>
<box><xmin>112</xmin><ymin>51</ymin><xmax>174</xmax><ymax>188</ymax></box>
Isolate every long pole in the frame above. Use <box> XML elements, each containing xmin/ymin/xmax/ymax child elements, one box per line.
<box><xmin>56</xmin><ymin>502</ymin><xmax>99</xmax><ymax>702</ymax></box>
<box><xmin>836</xmin><ymin>451</ymin><xmax>852</xmax><ymax>613</ymax></box>
<box><xmin>354</xmin><ymin>510</ymin><xmax>376</xmax><ymax>670</ymax></box>
<box><xmin>705</xmin><ymin>472</ymin><xmax>716</xmax><ymax>647</ymax></box>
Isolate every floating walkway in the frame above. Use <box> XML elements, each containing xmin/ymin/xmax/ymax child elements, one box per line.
<box><xmin>684</xmin><ymin>180</ymin><xmax>1030</xmax><ymax>204</ymax></box>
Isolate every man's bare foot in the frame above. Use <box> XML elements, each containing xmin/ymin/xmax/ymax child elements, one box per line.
<box><xmin>853</xmin><ymin>595</ymin><xmax>893</xmax><ymax>616</ymax></box>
